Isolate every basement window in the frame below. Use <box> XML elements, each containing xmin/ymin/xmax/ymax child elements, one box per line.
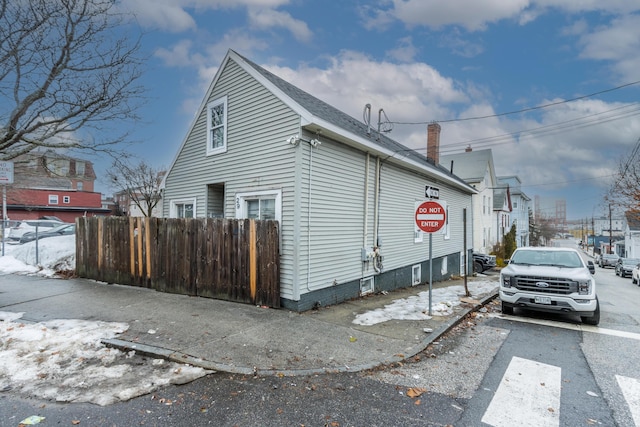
<box><xmin>360</xmin><ymin>276</ymin><xmax>374</xmax><ymax>295</ymax></box>
<box><xmin>412</xmin><ymin>264</ymin><xmax>421</xmax><ymax>286</ymax></box>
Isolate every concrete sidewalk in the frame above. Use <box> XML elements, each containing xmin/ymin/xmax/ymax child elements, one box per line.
<box><xmin>0</xmin><ymin>273</ymin><xmax>498</xmax><ymax>376</ymax></box>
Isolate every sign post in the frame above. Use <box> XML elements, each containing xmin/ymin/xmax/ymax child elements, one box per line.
<box><xmin>415</xmin><ymin>200</ymin><xmax>447</xmax><ymax>315</ymax></box>
<box><xmin>0</xmin><ymin>161</ymin><xmax>14</xmax><ymax>257</ymax></box>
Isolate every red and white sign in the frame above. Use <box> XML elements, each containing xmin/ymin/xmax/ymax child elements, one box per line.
<box><xmin>415</xmin><ymin>200</ymin><xmax>446</xmax><ymax>233</ymax></box>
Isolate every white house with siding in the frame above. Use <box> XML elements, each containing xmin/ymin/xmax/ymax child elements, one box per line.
<box><xmin>162</xmin><ymin>49</ymin><xmax>476</xmax><ymax>311</ymax></box>
<box><xmin>498</xmin><ymin>175</ymin><xmax>530</xmax><ymax>247</ymax></box>
<box><xmin>440</xmin><ymin>148</ymin><xmax>499</xmax><ymax>255</ymax></box>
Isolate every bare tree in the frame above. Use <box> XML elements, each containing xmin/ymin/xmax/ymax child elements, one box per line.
<box><xmin>0</xmin><ymin>0</ymin><xmax>145</xmax><ymax>159</ymax></box>
<box><xmin>605</xmin><ymin>140</ymin><xmax>640</xmax><ymax>213</ymax></box>
<box><xmin>107</xmin><ymin>159</ymin><xmax>164</xmax><ymax>217</ymax></box>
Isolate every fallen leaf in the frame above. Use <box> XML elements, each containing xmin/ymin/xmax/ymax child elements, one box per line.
<box><xmin>406</xmin><ymin>387</ymin><xmax>427</xmax><ymax>398</ymax></box>
<box><xmin>72</xmin><ymin>420</ymin><xmax>80</xmax><ymax>425</ymax></box>
<box><xmin>414</xmin><ymin>399</ymin><xmax>421</xmax><ymax>405</ymax></box>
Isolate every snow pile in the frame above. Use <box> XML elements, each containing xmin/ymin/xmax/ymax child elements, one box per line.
<box><xmin>0</xmin><ymin>311</ymin><xmax>210</xmax><ymax>406</ymax></box>
<box><xmin>0</xmin><ymin>238</ymin><xmax>210</xmax><ymax>405</ymax></box>
<box><xmin>0</xmin><ymin>235</ymin><xmax>75</xmax><ymax>276</ymax></box>
<box><xmin>353</xmin><ymin>280</ymin><xmax>498</xmax><ymax>326</ymax></box>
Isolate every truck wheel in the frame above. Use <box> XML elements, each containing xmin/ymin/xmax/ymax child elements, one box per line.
<box><xmin>474</xmin><ymin>261</ymin><xmax>483</xmax><ymax>274</ymax></box>
<box><xmin>581</xmin><ymin>298</ymin><xmax>600</xmax><ymax>326</ymax></box>
<box><xmin>501</xmin><ymin>302</ymin><xmax>514</xmax><ymax>315</ymax></box>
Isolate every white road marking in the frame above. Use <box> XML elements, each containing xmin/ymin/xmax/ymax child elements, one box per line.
<box><xmin>493</xmin><ymin>313</ymin><xmax>640</xmax><ymax>341</ymax></box>
<box><xmin>481</xmin><ymin>356</ymin><xmax>561</xmax><ymax>427</ymax></box>
<box><xmin>617</xmin><ymin>375</ymin><xmax>640</xmax><ymax>426</ymax></box>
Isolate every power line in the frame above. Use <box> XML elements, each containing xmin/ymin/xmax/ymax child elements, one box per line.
<box><xmin>439</xmin><ymin>103</ymin><xmax>640</xmax><ymax>155</ymax></box>
<box><xmin>387</xmin><ymin>80</ymin><xmax>640</xmax><ymax>125</ymax></box>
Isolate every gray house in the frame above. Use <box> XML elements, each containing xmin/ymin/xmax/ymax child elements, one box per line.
<box><xmin>162</xmin><ymin>49</ymin><xmax>476</xmax><ymax>311</ymax></box>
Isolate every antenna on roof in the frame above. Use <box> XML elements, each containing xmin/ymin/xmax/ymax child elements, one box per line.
<box><xmin>363</xmin><ymin>104</ymin><xmax>372</xmax><ymax>137</ymax></box>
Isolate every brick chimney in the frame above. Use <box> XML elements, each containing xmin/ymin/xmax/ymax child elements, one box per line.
<box><xmin>427</xmin><ymin>122</ymin><xmax>441</xmax><ymax>164</ymax></box>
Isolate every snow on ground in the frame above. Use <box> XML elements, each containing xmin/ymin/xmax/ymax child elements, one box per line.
<box><xmin>352</xmin><ymin>279</ymin><xmax>499</xmax><ymax>326</ymax></box>
<box><xmin>0</xmin><ymin>235</ymin><xmax>75</xmax><ymax>276</ymax></box>
<box><xmin>0</xmin><ymin>237</ymin><xmax>210</xmax><ymax>405</ymax></box>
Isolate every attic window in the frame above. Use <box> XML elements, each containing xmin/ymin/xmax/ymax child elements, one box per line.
<box><xmin>206</xmin><ymin>96</ymin><xmax>228</xmax><ymax>156</ymax></box>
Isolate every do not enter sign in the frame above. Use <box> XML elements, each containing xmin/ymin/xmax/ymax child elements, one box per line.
<box><xmin>415</xmin><ymin>200</ymin><xmax>446</xmax><ymax>233</ymax></box>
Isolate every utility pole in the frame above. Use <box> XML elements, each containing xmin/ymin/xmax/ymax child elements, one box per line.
<box><xmin>609</xmin><ymin>204</ymin><xmax>612</xmax><ymax>254</ymax></box>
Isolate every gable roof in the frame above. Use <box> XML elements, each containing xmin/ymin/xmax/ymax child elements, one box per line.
<box><xmin>439</xmin><ymin>149</ymin><xmax>496</xmax><ymax>185</ymax></box>
<box><xmin>625</xmin><ymin>211</ymin><xmax>640</xmax><ymax>231</ymax></box>
<box><xmin>164</xmin><ymin>49</ymin><xmax>475</xmax><ymax>194</ymax></box>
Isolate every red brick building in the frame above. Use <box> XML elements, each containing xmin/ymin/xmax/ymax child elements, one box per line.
<box><xmin>5</xmin><ymin>151</ymin><xmax>110</xmax><ymax>223</ymax></box>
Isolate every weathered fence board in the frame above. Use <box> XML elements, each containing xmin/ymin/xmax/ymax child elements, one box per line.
<box><xmin>76</xmin><ymin>217</ymin><xmax>280</xmax><ymax>307</ymax></box>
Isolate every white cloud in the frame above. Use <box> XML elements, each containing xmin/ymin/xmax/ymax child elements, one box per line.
<box><xmin>123</xmin><ymin>0</ymin><xmax>197</xmax><ymax>33</ymax></box>
<box><xmin>373</xmin><ymin>0</ymin><xmax>531</xmax><ymax>31</ymax></box>
<box><xmin>367</xmin><ymin>0</ymin><xmax>640</xmax><ymax>32</ymax></box>
<box><xmin>386</xmin><ymin>37</ymin><xmax>418</xmax><ymax>63</ymax></box>
<box><xmin>576</xmin><ymin>14</ymin><xmax>640</xmax><ymax>83</ymax></box>
<box><xmin>248</xmin><ymin>7</ymin><xmax>313</xmax><ymax>42</ymax></box>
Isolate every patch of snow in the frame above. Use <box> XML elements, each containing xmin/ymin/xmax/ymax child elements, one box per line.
<box><xmin>353</xmin><ymin>280</ymin><xmax>498</xmax><ymax>326</ymax></box>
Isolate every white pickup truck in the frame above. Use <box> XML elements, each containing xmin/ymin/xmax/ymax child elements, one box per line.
<box><xmin>499</xmin><ymin>246</ymin><xmax>599</xmax><ymax>325</ymax></box>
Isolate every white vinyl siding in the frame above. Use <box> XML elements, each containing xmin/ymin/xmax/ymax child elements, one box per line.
<box><xmin>162</xmin><ymin>58</ymin><xmax>300</xmax><ymax>299</ymax></box>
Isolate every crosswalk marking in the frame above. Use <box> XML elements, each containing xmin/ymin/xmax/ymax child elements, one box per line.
<box><xmin>494</xmin><ymin>313</ymin><xmax>640</xmax><ymax>342</ymax></box>
<box><xmin>617</xmin><ymin>375</ymin><xmax>640</xmax><ymax>426</ymax></box>
<box><xmin>481</xmin><ymin>356</ymin><xmax>561</xmax><ymax>427</ymax></box>
<box><xmin>481</xmin><ymin>356</ymin><xmax>640</xmax><ymax>427</ymax></box>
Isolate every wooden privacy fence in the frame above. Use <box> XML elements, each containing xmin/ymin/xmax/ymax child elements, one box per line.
<box><xmin>76</xmin><ymin>217</ymin><xmax>280</xmax><ymax>307</ymax></box>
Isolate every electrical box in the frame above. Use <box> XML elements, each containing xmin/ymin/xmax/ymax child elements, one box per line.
<box><xmin>361</xmin><ymin>247</ymin><xmax>375</xmax><ymax>262</ymax></box>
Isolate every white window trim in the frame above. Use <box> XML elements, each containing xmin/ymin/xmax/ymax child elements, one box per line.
<box><xmin>414</xmin><ymin>200</ymin><xmax>423</xmax><ymax>243</ymax></box>
<box><xmin>206</xmin><ymin>95</ymin><xmax>228</xmax><ymax>156</ymax></box>
<box><xmin>49</xmin><ymin>194</ymin><xmax>58</xmax><ymax>205</ymax></box>
<box><xmin>63</xmin><ymin>196</ymin><xmax>70</xmax><ymax>204</ymax></box>
<box><xmin>235</xmin><ymin>189</ymin><xmax>282</xmax><ymax>221</ymax></box>
<box><xmin>170</xmin><ymin>197</ymin><xmax>197</xmax><ymax>218</ymax></box>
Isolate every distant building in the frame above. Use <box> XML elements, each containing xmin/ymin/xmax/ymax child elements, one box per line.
<box><xmin>534</xmin><ymin>196</ymin><xmax>566</xmax><ymax>232</ymax></box>
<box><xmin>5</xmin><ymin>150</ymin><xmax>110</xmax><ymax>222</ymax></box>
<box><xmin>498</xmin><ymin>176</ymin><xmax>531</xmax><ymax>247</ymax></box>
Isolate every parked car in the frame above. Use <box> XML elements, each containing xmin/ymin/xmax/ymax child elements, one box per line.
<box><xmin>599</xmin><ymin>253</ymin><xmax>619</xmax><ymax>268</ymax></box>
<box><xmin>632</xmin><ymin>263</ymin><xmax>640</xmax><ymax>285</ymax></box>
<box><xmin>500</xmin><ymin>247</ymin><xmax>599</xmax><ymax>325</ymax></box>
<box><xmin>18</xmin><ymin>223</ymin><xmax>75</xmax><ymax>244</ymax></box>
<box><xmin>615</xmin><ymin>258</ymin><xmax>640</xmax><ymax>277</ymax></box>
<box><xmin>7</xmin><ymin>219</ymin><xmax>64</xmax><ymax>242</ymax></box>
<box><xmin>473</xmin><ymin>252</ymin><xmax>497</xmax><ymax>273</ymax></box>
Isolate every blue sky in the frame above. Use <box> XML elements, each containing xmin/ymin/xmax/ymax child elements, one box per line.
<box><xmin>106</xmin><ymin>0</ymin><xmax>640</xmax><ymax>220</ymax></box>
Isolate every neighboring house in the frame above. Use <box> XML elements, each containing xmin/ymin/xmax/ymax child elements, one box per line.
<box><xmin>5</xmin><ymin>151</ymin><xmax>110</xmax><ymax>222</ymax></box>
<box><xmin>623</xmin><ymin>211</ymin><xmax>640</xmax><ymax>258</ymax></box>
<box><xmin>162</xmin><ymin>49</ymin><xmax>476</xmax><ymax>311</ymax></box>
<box><xmin>493</xmin><ymin>185</ymin><xmax>512</xmax><ymax>244</ymax></box>
<box><xmin>440</xmin><ymin>148</ymin><xmax>500</xmax><ymax>254</ymax></box>
<box><xmin>112</xmin><ymin>190</ymin><xmax>163</xmax><ymax>217</ymax></box>
<box><xmin>498</xmin><ymin>176</ymin><xmax>530</xmax><ymax>247</ymax></box>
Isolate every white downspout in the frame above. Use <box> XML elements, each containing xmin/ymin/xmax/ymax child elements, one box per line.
<box><xmin>363</xmin><ymin>153</ymin><xmax>370</xmax><ymax>248</ymax></box>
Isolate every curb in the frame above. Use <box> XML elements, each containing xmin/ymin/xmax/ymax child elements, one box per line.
<box><xmin>102</xmin><ymin>289</ymin><xmax>500</xmax><ymax>377</ymax></box>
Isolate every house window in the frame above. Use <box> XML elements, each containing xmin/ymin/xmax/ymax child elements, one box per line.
<box><xmin>49</xmin><ymin>195</ymin><xmax>58</xmax><ymax>205</ymax></box>
<box><xmin>206</xmin><ymin>96</ymin><xmax>228</xmax><ymax>156</ymax></box>
<box><xmin>170</xmin><ymin>198</ymin><xmax>196</xmax><ymax>218</ymax></box>
<box><xmin>236</xmin><ymin>189</ymin><xmax>281</xmax><ymax>222</ymax></box>
<box><xmin>77</xmin><ymin>181</ymin><xmax>83</xmax><ymax>191</ymax></box>
<box><xmin>76</xmin><ymin>161</ymin><xmax>85</xmax><ymax>176</ymax></box>
<box><xmin>63</xmin><ymin>196</ymin><xmax>70</xmax><ymax>204</ymax></box>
